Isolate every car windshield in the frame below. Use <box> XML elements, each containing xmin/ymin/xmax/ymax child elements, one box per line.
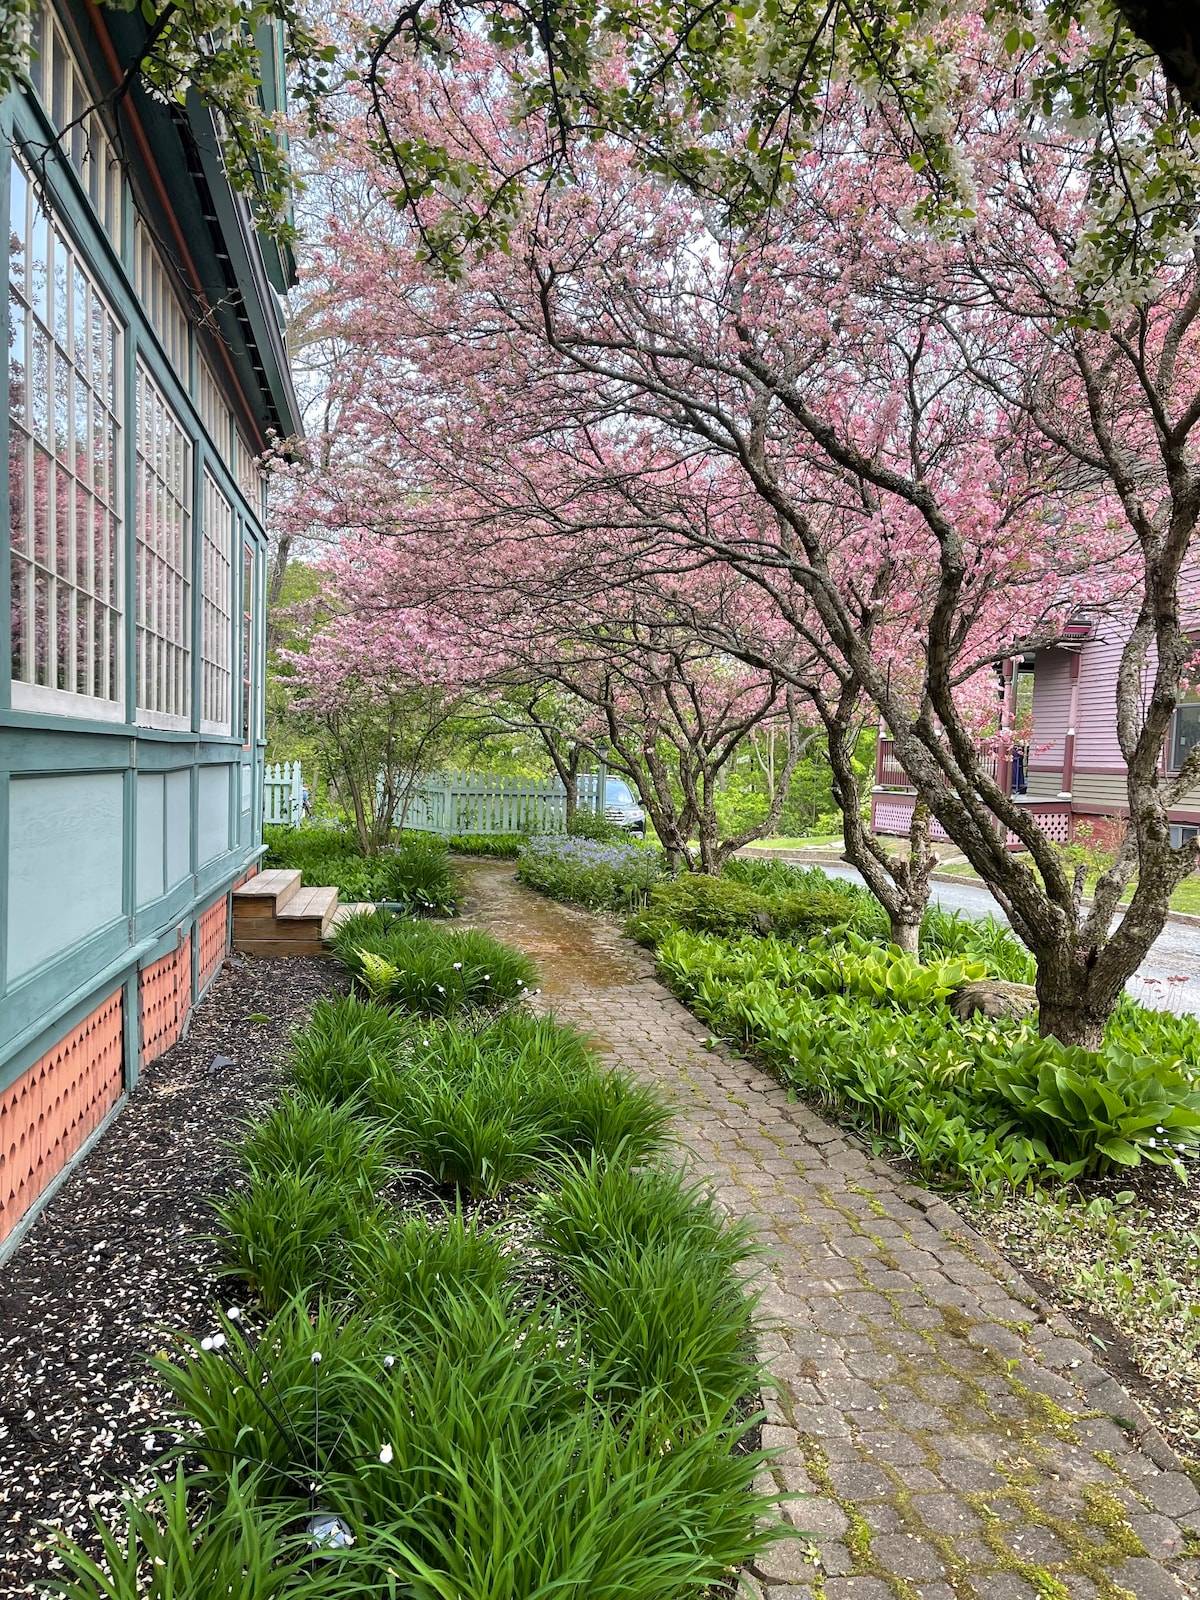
<box><xmin>605</xmin><ymin>778</ymin><xmax>636</xmax><ymax>806</ymax></box>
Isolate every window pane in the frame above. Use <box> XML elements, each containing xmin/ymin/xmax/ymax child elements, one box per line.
<box><xmin>201</xmin><ymin>472</ymin><xmax>234</xmax><ymax>729</ymax></box>
<box><xmin>1172</xmin><ymin>706</ymin><xmax>1200</xmax><ymax>771</ymax></box>
<box><xmin>135</xmin><ymin>365</ymin><xmax>191</xmax><ymax>723</ymax></box>
<box><xmin>8</xmin><ymin>156</ymin><xmax>123</xmax><ymax>711</ymax></box>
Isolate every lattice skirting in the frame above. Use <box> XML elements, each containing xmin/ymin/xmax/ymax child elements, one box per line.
<box><xmin>0</xmin><ymin>990</ymin><xmax>124</xmax><ymax>1244</ymax></box>
<box><xmin>871</xmin><ymin>797</ymin><xmax>949</xmax><ymax>841</ymax></box>
<box><xmin>1012</xmin><ymin>809</ymin><xmax>1071</xmax><ymax>844</ymax></box>
<box><xmin>197</xmin><ymin>896</ymin><xmax>229</xmax><ymax>993</ymax></box>
<box><xmin>140</xmin><ymin>936</ymin><xmax>193</xmax><ymax>1065</ymax></box>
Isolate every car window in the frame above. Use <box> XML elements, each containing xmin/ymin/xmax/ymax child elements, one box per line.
<box><xmin>606</xmin><ymin>778</ymin><xmax>636</xmax><ymax>805</ymax></box>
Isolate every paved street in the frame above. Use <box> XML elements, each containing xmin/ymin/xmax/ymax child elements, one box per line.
<box><xmin>463</xmin><ymin>862</ymin><xmax>1199</xmax><ymax>1600</ymax></box>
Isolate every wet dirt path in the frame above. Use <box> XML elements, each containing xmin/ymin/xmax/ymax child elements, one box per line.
<box><xmin>459</xmin><ymin>860</ymin><xmax>1200</xmax><ymax>1600</ymax></box>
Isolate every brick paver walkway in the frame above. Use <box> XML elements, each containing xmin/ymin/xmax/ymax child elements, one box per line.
<box><xmin>462</xmin><ymin>862</ymin><xmax>1200</xmax><ymax>1600</ymax></box>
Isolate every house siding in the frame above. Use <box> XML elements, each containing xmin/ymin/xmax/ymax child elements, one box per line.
<box><xmin>0</xmin><ymin>0</ymin><xmax>295</xmax><ymax>1254</ymax></box>
<box><xmin>1073</xmin><ymin>633</ymin><xmax>1130</xmax><ymax>772</ymax></box>
<box><xmin>1027</xmin><ymin>649</ymin><xmax>1072</xmax><ymax>774</ymax></box>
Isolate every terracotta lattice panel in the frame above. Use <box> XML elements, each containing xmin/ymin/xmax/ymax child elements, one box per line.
<box><xmin>0</xmin><ymin>990</ymin><xmax>124</xmax><ymax>1244</ymax></box>
<box><xmin>197</xmin><ymin>896</ymin><xmax>228</xmax><ymax>992</ymax></box>
<box><xmin>140</xmin><ymin>935</ymin><xmax>192</xmax><ymax>1064</ymax></box>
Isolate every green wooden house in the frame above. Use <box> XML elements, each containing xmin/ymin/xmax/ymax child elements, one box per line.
<box><xmin>0</xmin><ymin>0</ymin><xmax>300</xmax><ymax>1252</ymax></box>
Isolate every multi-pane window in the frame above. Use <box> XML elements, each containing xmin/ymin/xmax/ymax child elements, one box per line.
<box><xmin>201</xmin><ymin>473</ymin><xmax>234</xmax><ymax>733</ymax></box>
<box><xmin>9</xmin><ymin>156</ymin><xmax>123</xmax><ymax>715</ymax></box>
<box><xmin>134</xmin><ymin>221</ymin><xmax>189</xmax><ymax>381</ymax></box>
<box><xmin>135</xmin><ymin>367</ymin><xmax>191</xmax><ymax>726</ymax></box>
<box><xmin>25</xmin><ymin>2</ymin><xmax>123</xmax><ymax>248</ymax></box>
<box><xmin>197</xmin><ymin>355</ymin><xmax>232</xmax><ymax>466</ymax></box>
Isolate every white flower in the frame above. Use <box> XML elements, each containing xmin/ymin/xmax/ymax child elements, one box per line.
<box><xmin>1156</xmin><ymin>1125</ymin><xmax>1165</xmax><ymax>1134</ymax></box>
<box><xmin>452</xmin><ymin>962</ymin><xmax>463</xmax><ymax>970</ymax></box>
<box><xmin>422</xmin><ymin>1039</ymin><xmax>430</xmax><ymax>1047</ymax></box>
<box><xmin>483</xmin><ymin>974</ymin><xmax>491</xmax><ymax>981</ymax></box>
<box><xmin>435</xmin><ymin>984</ymin><xmax>445</xmax><ymax>994</ymax></box>
<box><xmin>383</xmin><ymin>1355</ymin><xmax>396</xmax><ymax>1368</ymax></box>
<box><xmin>311</xmin><ymin>1351</ymin><xmax>322</xmax><ymax>1365</ymax></box>
<box><xmin>379</xmin><ymin>1443</ymin><xmax>394</xmax><ymax>1464</ymax></box>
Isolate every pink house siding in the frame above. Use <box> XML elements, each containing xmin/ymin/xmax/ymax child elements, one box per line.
<box><xmin>1027</xmin><ymin>649</ymin><xmax>1072</xmax><ymax>776</ymax></box>
<box><xmin>1072</xmin><ymin>633</ymin><xmax>1129</xmax><ymax>773</ymax></box>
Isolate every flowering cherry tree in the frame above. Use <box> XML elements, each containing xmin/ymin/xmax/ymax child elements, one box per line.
<box><xmin>277</xmin><ymin>16</ymin><xmax>1200</xmax><ymax>1045</ymax></box>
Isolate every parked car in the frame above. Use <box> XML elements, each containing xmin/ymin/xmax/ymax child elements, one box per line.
<box><xmin>602</xmin><ymin>777</ymin><xmax>647</xmax><ymax>836</ymax></box>
<box><xmin>577</xmin><ymin>774</ymin><xmax>647</xmax><ymax>835</ymax></box>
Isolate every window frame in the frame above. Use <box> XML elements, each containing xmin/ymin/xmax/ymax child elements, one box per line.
<box><xmin>1168</xmin><ymin>702</ymin><xmax>1200</xmax><ymax>776</ymax></box>
<box><xmin>8</xmin><ymin>151</ymin><xmax>126</xmax><ymax>723</ymax></box>
<box><xmin>199</xmin><ymin>468</ymin><xmax>235</xmax><ymax>736</ymax></box>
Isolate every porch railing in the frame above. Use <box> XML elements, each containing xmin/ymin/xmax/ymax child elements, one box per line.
<box><xmin>875</xmin><ymin>737</ymin><xmax>1014</xmax><ymax>794</ymax></box>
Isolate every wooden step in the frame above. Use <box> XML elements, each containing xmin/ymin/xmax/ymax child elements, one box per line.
<box><xmin>277</xmin><ymin>884</ymin><xmax>340</xmax><ymax>935</ymax></box>
<box><xmin>233</xmin><ymin>869</ymin><xmax>302</xmax><ymax>914</ymax></box>
<box><xmin>328</xmin><ymin>902</ymin><xmax>376</xmax><ymax>931</ymax></box>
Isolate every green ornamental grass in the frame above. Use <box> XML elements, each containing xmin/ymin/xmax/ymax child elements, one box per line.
<box><xmin>329</xmin><ymin>910</ymin><xmax>536</xmax><ymax>1013</ymax></box>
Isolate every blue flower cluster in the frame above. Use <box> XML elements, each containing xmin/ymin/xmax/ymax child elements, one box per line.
<box><xmin>517</xmin><ymin>834</ymin><xmax>663</xmax><ymax>910</ymax></box>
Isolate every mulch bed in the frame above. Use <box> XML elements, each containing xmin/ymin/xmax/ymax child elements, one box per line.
<box><xmin>0</xmin><ymin>954</ymin><xmax>339</xmax><ymax>1597</ymax></box>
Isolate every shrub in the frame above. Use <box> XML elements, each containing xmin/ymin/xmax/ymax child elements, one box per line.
<box><xmin>328</xmin><ymin>911</ymin><xmax>536</xmax><ymax>1013</ymax></box>
<box><xmin>627</xmin><ymin>875</ymin><xmax>772</xmax><ymax>946</ymax></box>
<box><xmin>262</xmin><ymin>825</ymin><xmax>459</xmax><ymax>915</ymax></box>
<box><xmin>448</xmin><ymin>832</ymin><xmax>525</xmax><ymax>858</ymax></box>
<box><xmin>568</xmin><ymin>808</ymin><xmax>628</xmax><ymax>842</ymax></box>
<box><xmin>518</xmin><ymin>834</ymin><xmax>663</xmax><ymax>910</ymax></box>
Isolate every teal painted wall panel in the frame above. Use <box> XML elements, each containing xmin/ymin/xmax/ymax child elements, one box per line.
<box><xmin>7</xmin><ymin>773</ymin><xmax>125</xmax><ymax>980</ymax></box>
<box><xmin>197</xmin><ymin>765</ymin><xmax>231</xmax><ymax>864</ymax></box>
<box><xmin>165</xmin><ymin>769</ymin><xmax>191</xmax><ymax>887</ymax></box>
<box><xmin>136</xmin><ymin>772</ymin><xmax>165</xmax><ymax>905</ymax></box>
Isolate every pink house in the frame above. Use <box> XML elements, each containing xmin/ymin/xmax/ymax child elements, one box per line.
<box><xmin>870</xmin><ymin>617</ymin><xmax>1199</xmax><ymax>850</ymax></box>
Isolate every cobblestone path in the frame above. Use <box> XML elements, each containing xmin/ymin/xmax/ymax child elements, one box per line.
<box><xmin>461</xmin><ymin>862</ymin><xmax>1200</xmax><ymax>1600</ymax></box>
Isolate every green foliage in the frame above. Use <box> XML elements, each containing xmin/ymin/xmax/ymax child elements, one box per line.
<box><xmin>130</xmin><ymin>935</ymin><xmax>785</xmax><ymax>1597</ymax></box>
<box><xmin>656</xmin><ymin>927</ymin><xmax>1200</xmax><ymax>1192</ymax></box>
<box><xmin>919</xmin><ymin>907</ymin><xmax>1037</xmax><ymax>985</ymax></box>
<box><xmin>293</xmin><ymin>1004</ymin><xmax>672</xmax><ymax>1197</ymax></box>
<box><xmin>448</xmin><ymin>832</ymin><xmax>526</xmax><ymax>857</ymax></box>
<box><xmin>213</xmin><ymin>1169</ymin><xmax>389</xmax><ymax>1313</ymax></box>
<box><xmin>568</xmin><ymin>808</ymin><xmax>629</xmax><ymax>842</ymax></box>
<box><xmin>536</xmin><ymin>1158</ymin><xmax>764</xmax><ymax>1425</ymax></box>
<box><xmin>976</xmin><ymin>1040</ymin><xmax>1200</xmax><ymax>1173</ymax></box>
<box><xmin>47</xmin><ymin>1469</ymin><xmax>330</xmax><ymax>1600</ymax></box>
<box><xmin>262</xmin><ymin>826</ymin><xmax>460</xmax><ymax>915</ymax></box>
<box><xmin>627</xmin><ymin>874</ymin><xmax>772</xmax><ymax>944</ymax></box>
<box><xmin>329</xmin><ymin>912</ymin><xmax>536</xmax><ymax>1013</ymax></box>
<box><xmin>518</xmin><ymin>834</ymin><xmax>664</xmax><ymax>910</ymax></box>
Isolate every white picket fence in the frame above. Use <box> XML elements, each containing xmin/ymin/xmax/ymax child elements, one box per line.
<box><xmin>263</xmin><ymin>760</ymin><xmax>305</xmax><ymax>825</ymax></box>
<box><xmin>404</xmin><ymin>772</ymin><xmax>568</xmax><ymax>836</ymax></box>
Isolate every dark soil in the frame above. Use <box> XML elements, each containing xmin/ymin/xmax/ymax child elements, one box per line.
<box><xmin>0</xmin><ymin>954</ymin><xmax>340</xmax><ymax>1597</ymax></box>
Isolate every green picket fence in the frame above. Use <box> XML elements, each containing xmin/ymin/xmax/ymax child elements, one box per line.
<box><xmin>404</xmin><ymin>772</ymin><xmax>568</xmax><ymax>836</ymax></box>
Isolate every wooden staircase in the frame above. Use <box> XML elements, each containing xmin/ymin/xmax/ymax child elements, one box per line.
<box><xmin>232</xmin><ymin>870</ymin><xmax>372</xmax><ymax>958</ymax></box>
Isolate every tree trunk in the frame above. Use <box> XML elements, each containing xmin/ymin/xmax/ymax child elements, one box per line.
<box><xmin>1036</xmin><ymin>997</ymin><xmax>1106</xmax><ymax>1051</ymax></box>
<box><xmin>890</xmin><ymin>917</ymin><xmax>922</xmax><ymax>954</ymax></box>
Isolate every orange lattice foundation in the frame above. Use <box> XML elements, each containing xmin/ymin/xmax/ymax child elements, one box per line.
<box><xmin>197</xmin><ymin>896</ymin><xmax>229</xmax><ymax>993</ymax></box>
<box><xmin>140</xmin><ymin>935</ymin><xmax>193</xmax><ymax>1065</ymax></box>
<box><xmin>0</xmin><ymin>991</ymin><xmax>124</xmax><ymax>1246</ymax></box>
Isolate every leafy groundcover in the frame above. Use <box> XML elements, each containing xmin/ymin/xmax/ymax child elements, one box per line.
<box><xmin>263</xmin><ymin>826</ymin><xmax>460</xmax><ymax>917</ymax></box>
<box><xmin>53</xmin><ymin>921</ymin><xmax>789</xmax><ymax>1600</ymax></box>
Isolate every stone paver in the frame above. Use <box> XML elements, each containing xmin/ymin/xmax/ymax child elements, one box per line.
<box><xmin>463</xmin><ymin>863</ymin><xmax>1200</xmax><ymax>1600</ymax></box>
